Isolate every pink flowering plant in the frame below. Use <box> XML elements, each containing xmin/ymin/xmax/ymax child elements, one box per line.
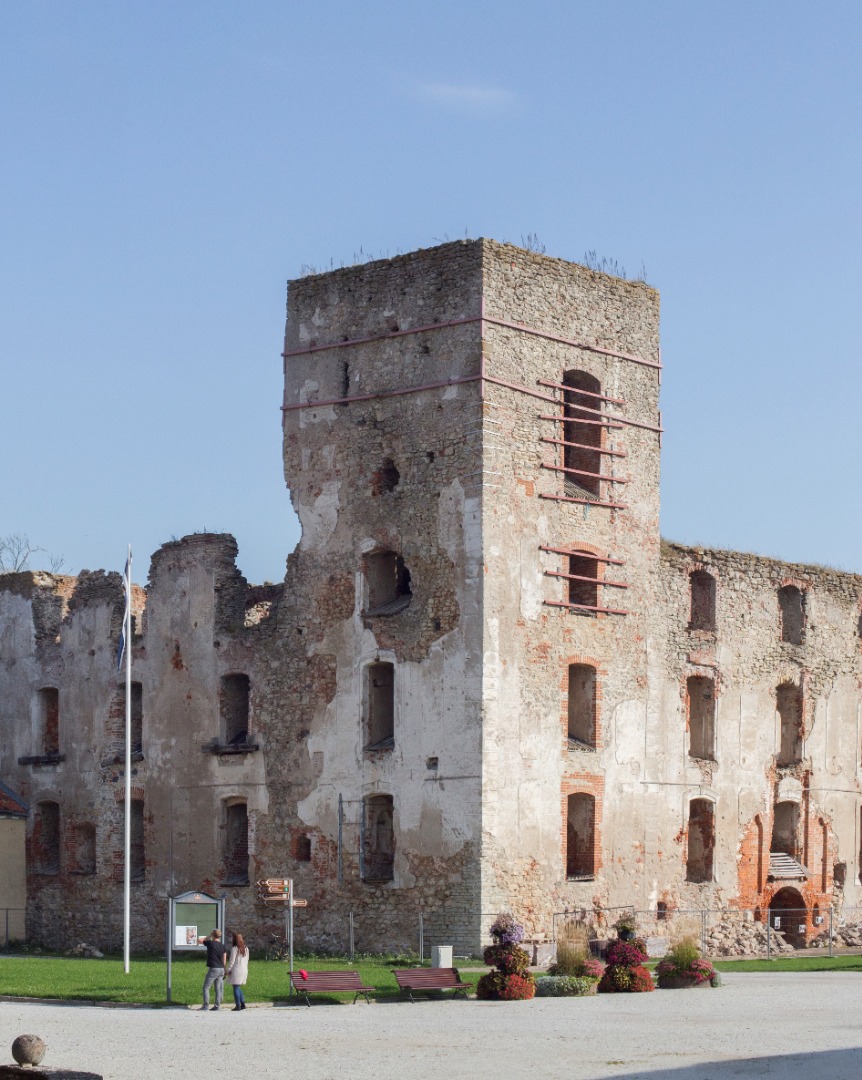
<box><xmin>655</xmin><ymin>937</ymin><xmax>719</xmax><ymax>987</ymax></box>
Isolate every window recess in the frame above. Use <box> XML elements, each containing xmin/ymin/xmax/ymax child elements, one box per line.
<box><xmin>541</xmin><ymin>546</ymin><xmax>629</xmax><ymax>617</ymax></box>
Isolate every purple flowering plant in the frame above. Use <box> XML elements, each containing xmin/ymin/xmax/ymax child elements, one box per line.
<box><xmin>489</xmin><ymin>912</ymin><xmax>525</xmax><ymax>945</ymax></box>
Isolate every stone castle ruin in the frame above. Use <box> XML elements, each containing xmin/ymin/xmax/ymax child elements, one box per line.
<box><xmin>2</xmin><ymin>239</ymin><xmax>861</xmax><ymax>953</ymax></box>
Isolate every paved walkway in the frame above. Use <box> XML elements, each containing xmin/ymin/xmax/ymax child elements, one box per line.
<box><xmin>0</xmin><ymin>972</ymin><xmax>860</xmax><ymax>1080</ymax></box>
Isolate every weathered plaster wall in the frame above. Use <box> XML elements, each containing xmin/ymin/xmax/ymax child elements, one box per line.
<box><xmin>2</xmin><ymin>239</ymin><xmax>861</xmax><ymax>954</ymax></box>
<box><xmin>478</xmin><ymin>241</ymin><xmax>663</xmax><ymax>928</ymax></box>
<box><xmin>278</xmin><ymin>241</ymin><xmax>486</xmax><ymax>948</ymax></box>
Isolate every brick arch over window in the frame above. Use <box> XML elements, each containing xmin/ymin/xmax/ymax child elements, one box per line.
<box><xmin>689</xmin><ymin>569</ymin><xmax>716</xmax><ymax>631</ymax></box>
<box><xmin>686</xmin><ymin>798</ymin><xmax>715</xmax><ymax>883</ymax></box>
<box><xmin>561</xmin><ymin>369</ymin><xmax>603</xmax><ymax>498</ymax></box>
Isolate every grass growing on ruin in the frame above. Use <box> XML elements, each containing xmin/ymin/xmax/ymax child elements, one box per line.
<box><xmin>0</xmin><ymin>953</ymin><xmax>444</xmax><ymax>1005</ymax></box>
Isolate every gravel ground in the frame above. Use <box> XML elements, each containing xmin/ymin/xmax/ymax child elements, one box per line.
<box><xmin>0</xmin><ymin>972</ymin><xmax>861</xmax><ymax>1080</ymax></box>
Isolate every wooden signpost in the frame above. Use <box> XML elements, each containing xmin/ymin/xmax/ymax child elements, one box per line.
<box><xmin>256</xmin><ymin>878</ymin><xmax>306</xmax><ymax>986</ymax></box>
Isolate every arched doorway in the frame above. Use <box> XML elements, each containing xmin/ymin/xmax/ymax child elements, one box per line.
<box><xmin>769</xmin><ymin>886</ymin><xmax>806</xmax><ymax>948</ymax></box>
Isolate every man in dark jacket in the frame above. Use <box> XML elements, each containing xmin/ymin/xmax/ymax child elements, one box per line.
<box><xmin>202</xmin><ymin>929</ymin><xmax>227</xmax><ymax>1010</ymax></box>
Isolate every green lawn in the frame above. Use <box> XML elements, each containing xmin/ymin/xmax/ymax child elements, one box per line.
<box><xmin>712</xmin><ymin>953</ymin><xmax>862</xmax><ymax>973</ymax></box>
<box><xmin>0</xmin><ymin>953</ymin><xmax>444</xmax><ymax>1006</ymax></box>
<box><xmin>0</xmin><ymin>952</ymin><xmax>858</xmax><ymax>1006</ymax></box>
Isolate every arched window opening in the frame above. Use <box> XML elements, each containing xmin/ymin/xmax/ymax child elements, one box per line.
<box><xmin>130</xmin><ymin>799</ymin><xmax>146</xmax><ymax>883</ymax></box>
<box><xmin>223</xmin><ymin>802</ymin><xmax>249</xmax><ymax>885</ymax></box>
<box><xmin>565</xmin><ymin>793</ymin><xmax>596</xmax><ymax>879</ymax></box>
<box><xmin>362</xmin><ymin>794</ymin><xmax>394</xmax><ymax>882</ymax></box>
<box><xmin>34</xmin><ymin>801</ymin><xmax>60</xmax><ymax>874</ymax></box>
<box><xmin>366</xmin><ymin>552</ymin><xmax>412</xmax><ymax>615</ymax></box>
<box><xmin>568</xmin><ymin>553</ymin><xmax>599</xmax><ymax>612</ymax></box>
<box><xmin>776</xmin><ymin>682</ymin><xmax>803</xmax><ymax>765</ymax></box>
<box><xmin>686</xmin><ymin>799</ymin><xmax>715</xmax><ymax>883</ymax></box>
<box><xmin>364</xmin><ymin>662</ymin><xmax>395</xmax><ymax>750</ymax></box>
<box><xmin>562</xmin><ymin>370</ymin><xmax>603</xmax><ymax>498</ymax></box>
<box><xmin>689</xmin><ymin>571</ymin><xmax>716</xmax><ymax>631</ymax></box>
<box><xmin>72</xmin><ymin>822</ymin><xmax>96</xmax><ymax>875</ymax></box>
<box><xmin>37</xmin><ymin>688</ymin><xmax>59</xmax><ymax>755</ymax></box>
<box><xmin>567</xmin><ymin>664</ymin><xmax>597</xmax><ymax>749</ymax></box>
<box><xmin>220</xmin><ymin>674</ymin><xmax>251</xmax><ymax>746</ymax></box>
<box><xmin>778</xmin><ymin>586</ymin><xmax>805</xmax><ymax>645</ymax></box>
<box><xmin>687</xmin><ymin>675</ymin><xmax>715</xmax><ymax>760</ymax></box>
<box><xmin>771</xmin><ymin>801</ymin><xmax>800</xmax><ymax>860</ymax></box>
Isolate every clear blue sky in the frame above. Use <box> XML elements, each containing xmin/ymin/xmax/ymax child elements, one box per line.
<box><xmin>2</xmin><ymin>1</ymin><xmax>860</xmax><ymax>584</ymax></box>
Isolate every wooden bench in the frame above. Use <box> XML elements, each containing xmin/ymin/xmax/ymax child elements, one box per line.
<box><xmin>392</xmin><ymin>967</ymin><xmax>473</xmax><ymax>1002</ymax></box>
<box><xmin>289</xmin><ymin>970</ymin><xmax>375</xmax><ymax>1007</ymax></box>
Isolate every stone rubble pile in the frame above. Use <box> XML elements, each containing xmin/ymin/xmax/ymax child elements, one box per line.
<box><xmin>65</xmin><ymin>943</ymin><xmax>104</xmax><ymax>958</ymax></box>
<box><xmin>703</xmin><ymin>919</ymin><xmax>793</xmax><ymax>957</ymax></box>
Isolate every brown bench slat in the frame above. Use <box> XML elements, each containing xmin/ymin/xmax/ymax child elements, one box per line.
<box><xmin>290</xmin><ymin>970</ymin><xmax>375</xmax><ymax>1006</ymax></box>
<box><xmin>392</xmin><ymin>967</ymin><xmax>473</xmax><ymax>1002</ymax></box>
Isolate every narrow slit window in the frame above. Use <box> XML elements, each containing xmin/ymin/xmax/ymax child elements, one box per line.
<box><xmin>362</xmin><ymin>794</ymin><xmax>394</xmax><ymax>882</ymax></box>
<box><xmin>130</xmin><ymin>799</ymin><xmax>146</xmax><ymax>883</ymax></box>
<box><xmin>687</xmin><ymin>675</ymin><xmax>715</xmax><ymax>760</ymax></box>
<box><xmin>778</xmin><ymin>586</ymin><xmax>805</xmax><ymax>644</ymax></box>
<box><xmin>776</xmin><ymin>682</ymin><xmax>803</xmax><ymax>765</ymax></box>
<box><xmin>73</xmin><ymin>822</ymin><xmax>96</xmax><ymax>875</ymax></box>
<box><xmin>686</xmin><ymin>799</ymin><xmax>715</xmax><ymax>882</ymax></box>
<box><xmin>34</xmin><ymin>801</ymin><xmax>60</xmax><ymax>874</ymax></box>
<box><xmin>565</xmin><ymin>793</ymin><xmax>596</xmax><ymax>879</ymax></box>
<box><xmin>224</xmin><ymin>802</ymin><xmax>249</xmax><ymax>885</ymax></box>
<box><xmin>37</xmin><ymin>687</ymin><xmax>60</xmax><ymax>755</ymax></box>
<box><xmin>567</xmin><ymin>664</ymin><xmax>597</xmax><ymax>749</ymax></box>
<box><xmin>364</xmin><ymin>662</ymin><xmax>395</xmax><ymax>750</ymax></box>
<box><xmin>771</xmin><ymin>801</ymin><xmax>800</xmax><ymax>859</ymax></box>
<box><xmin>220</xmin><ymin>674</ymin><xmax>251</xmax><ymax>745</ymax></box>
<box><xmin>689</xmin><ymin>571</ymin><xmax>716</xmax><ymax>631</ymax></box>
<box><xmin>568</xmin><ymin>553</ymin><xmax>599</xmax><ymax>611</ymax></box>
<box><xmin>562</xmin><ymin>370</ymin><xmax>603</xmax><ymax>498</ymax></box>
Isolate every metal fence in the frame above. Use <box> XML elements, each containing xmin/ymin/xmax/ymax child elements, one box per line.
<box><xmin>273</xmin><ymin>905</ymin><xmax>862</xmax><ymax>963</ymax></box>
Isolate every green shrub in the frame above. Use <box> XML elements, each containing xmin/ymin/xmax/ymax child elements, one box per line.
<box><xmin>666</xmin><ymin>936</ymin><xmax>700</xmax><ymax>969</ymax></box>
<box><xmin>535</xmin><ymin>976</ymin><xmax>595</xmax><ymax>997</ymax></box>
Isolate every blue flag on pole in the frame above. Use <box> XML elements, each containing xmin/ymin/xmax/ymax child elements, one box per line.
<box><xmin>116</xmin><ymin>551</ymin><xmax>131</xmax><ymax>671</ymax></box>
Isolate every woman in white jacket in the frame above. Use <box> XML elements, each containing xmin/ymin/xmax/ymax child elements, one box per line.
<box><xmin>227</xmin><ymin>932</ymin><xmax>250</xmax><ymax>1011</ymax></box>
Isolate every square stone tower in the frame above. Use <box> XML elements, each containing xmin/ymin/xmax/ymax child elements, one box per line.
<box><xmin>282</xmin><ymin>239</ymin><xmax>661</xmax><ymax>944</ymax></box>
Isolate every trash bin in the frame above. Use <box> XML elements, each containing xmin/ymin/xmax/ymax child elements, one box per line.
<box><xmin>431</xmin><ymin>945</ymin><xmax>453</xmax><ymax>967</ymax></box>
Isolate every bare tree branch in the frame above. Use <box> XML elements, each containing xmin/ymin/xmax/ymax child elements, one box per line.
<box><xmin>0</xmin><ymin>533</ymin><xmax>65</xmax><ymax>574</ymax></box>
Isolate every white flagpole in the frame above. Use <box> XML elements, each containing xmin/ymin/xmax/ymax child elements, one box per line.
<box><xmin>123</xmin><ymin>545</ymin><xmax>132</xmax><ymax>974</ymax></box>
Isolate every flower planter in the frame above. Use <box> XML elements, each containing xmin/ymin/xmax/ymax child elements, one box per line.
<box><xmin>657</xmin><ymin>975</ymin><xmax>712</xmax><ymax>989</ymax></box>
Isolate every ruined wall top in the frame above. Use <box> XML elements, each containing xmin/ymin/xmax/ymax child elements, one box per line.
<box><xmin>662</xmin><ymin>539</ymin><xmax>862</xmax><ymax>596</ymax></box>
